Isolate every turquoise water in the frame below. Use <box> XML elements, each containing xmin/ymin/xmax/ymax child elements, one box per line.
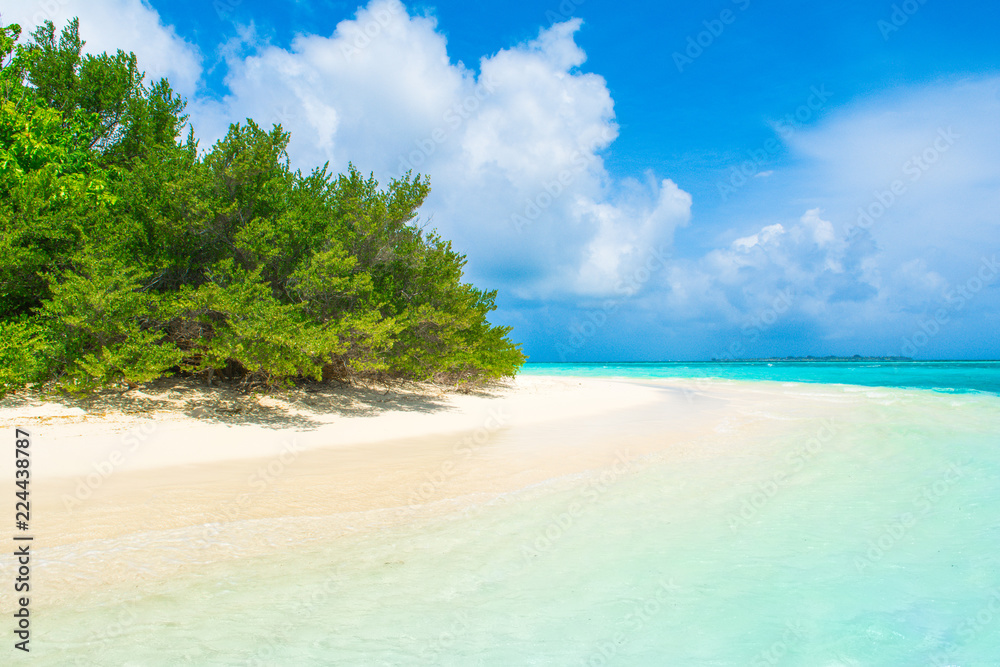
<box><xmin>31</xmin><ymin>365</ymin><xmax>1000</xmax><ymax>665</ymax></box>
<box><xmin>522</xmin><ymin>360</ymin><xmax>1000</xmax><ymax>395</ymax></box>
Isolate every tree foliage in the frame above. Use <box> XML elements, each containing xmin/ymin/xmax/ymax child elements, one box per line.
<box><xmin>0</xmin><ymin>19</ymin><xmax>524</xmax><ymax>396</ymax></box>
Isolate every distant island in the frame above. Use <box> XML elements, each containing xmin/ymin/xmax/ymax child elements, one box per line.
<box><xmin>712</xmin><ymin>355</ymin><xmax>914</xmax><ymax>362</ymax></box>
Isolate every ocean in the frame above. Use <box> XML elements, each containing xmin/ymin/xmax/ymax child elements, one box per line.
<box><xmin>521</xmin><ymin>360</ymin><xmax>1000</xmax><ymax>396</ymax></box>
<box><xmin>31</xmin><ymin>362</ymin><xmax>1000</xmax><ymax>665</ymax></box>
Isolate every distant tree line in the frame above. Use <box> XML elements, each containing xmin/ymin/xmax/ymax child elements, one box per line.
<box><xmin>0</xmin><ymin>19</ymin><xmax>524</xmax><ymax>396</ymax></box>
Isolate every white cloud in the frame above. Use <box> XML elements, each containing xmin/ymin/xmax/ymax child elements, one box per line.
<box><xmin>786</xmin><ymin>76</ymin><xmax>1000</xmax><ymax>264</ymax></box>
<box><xmin>190</xmin><ymin>0</ymin><xmax>691</xmax><ymax>299</ymax></box>
<box><xmin>732</xmin><ymin>223</ymin><xmax>785</xmax><ymax>252</ymax></box>
<box><xmin>662</xmin><ymin>207</ymin><xmax>883</xmax><ymax>329</ymax></box>
<box><xmin>574</xmin><ymin>176</ymin><xmax>691</xmax><ymax>296</ymax></box>
<box><xmin>6</xmin><ymin>0</ymin><xmax>690</xmax><ymax>300</ymax></box>
<box><xmin>3</xmin><ymin>0</ymin><xmax>202</xmax><ymax>97</ymax></box>
<box><xmin>798</xmin><ymin>208</ymin><xmax>836</xmax><ymax>248</ymax></box>
<box><xmin>653</xmin><ymin>76</ymin><xmax>1000</xmax><ymax>354</ymax></box>
<box><xmin>9</xmin><ymin>1</ymin><xmax>994</xmax><ymax>357</ymax></box>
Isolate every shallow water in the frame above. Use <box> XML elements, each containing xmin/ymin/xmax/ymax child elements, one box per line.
<box><xmin>25</xmin><ymin>377</ymin><xmax>1000</xmax><ymax>665</ymax></box>
<box><xmin>522</xmin><ymin>360</ymin><xmax>1000</xmax><ymax>396</ymax></box>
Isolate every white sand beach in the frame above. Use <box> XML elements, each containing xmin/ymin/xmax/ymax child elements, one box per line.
<box><xmin>4</xmin><ymin>374</ymin><xmax>1000</xmax><ymax>666</ymax></box>
<box><xmin>3</xmin><ymin>376</ymin><xmax>706</xmax><ymax>602</ymax></box>
<box><xmin>1</xmin><ymin>376</ymin><xmax>856</xmax><ymax>570</ymax></box>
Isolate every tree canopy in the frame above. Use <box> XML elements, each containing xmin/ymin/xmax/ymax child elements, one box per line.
<box><xmin>0</xmin><ymin>19</ymin><xmax>524</xmax><ymax>395</ymax></box>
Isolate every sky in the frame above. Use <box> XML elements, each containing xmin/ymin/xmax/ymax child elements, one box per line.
<box><xmin>4</xmin><ymin>0</ymin><xmax>999</xmax><ymax>360</ymax></box>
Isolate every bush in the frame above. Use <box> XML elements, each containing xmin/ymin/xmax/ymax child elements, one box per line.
<box><xmin>0</xmin><ymin>316</ymin><xmax>50</xmax><ymax>396</ymax></box>
<box><xmin>37</xmin><ymin>256</ymin><xmax>184</xmax><ymax>392</ymax></box>
<box><xmin>0</xmin><ymin>18</ymin><xmax>525</xmax><ymax>395</ymax></box>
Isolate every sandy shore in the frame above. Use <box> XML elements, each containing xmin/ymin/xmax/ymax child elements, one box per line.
<box><xmin>0</xmin><ymin>374</ymin><xmax>863</xmax><ymax>609</ymax></box>
<box><xmin>1</xmin><ymin>375</ymin><xmax>710</xmax><ymax>600</ymax></box>
<box><xmin>3</xmin><ymin>375</ymin><xmax>668</xmax><ymax>477</ymax></box>
<box><xmin>4</xmin><ymin>374</ymin><xmax>995</xmax><ymax>663</ymax></box>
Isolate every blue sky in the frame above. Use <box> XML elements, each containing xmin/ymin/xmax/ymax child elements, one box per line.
<box><xmin>6</xmin><ymin>0</ymin><xmax>999</xmax><ymax>360</ymax></box>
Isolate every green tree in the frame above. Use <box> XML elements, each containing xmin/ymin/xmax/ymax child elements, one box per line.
<box><xmin>0</xmin><ymin>17</ymin><xmax>524</xmax><ymax>397</ymax></box>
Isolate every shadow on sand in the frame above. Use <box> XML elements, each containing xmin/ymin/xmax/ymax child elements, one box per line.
<box><xmin>3</xmin><ymin>377</ymin><xmax>514</xmax><ymax>430</ymax></box>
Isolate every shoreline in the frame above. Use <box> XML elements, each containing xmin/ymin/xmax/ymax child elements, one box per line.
<box><xmin>4</xmin><ymin>372</ymin><xmax>995</xmax><ymax>651</ymax></box>
<box><xmin>4</xmin><ymin>375</ymin><xmax>689</xmax><ymax>602</ymax></box>
<box><xmin>3</xmin><ymin>375</ymin><xmax>667</xmax><ymax>478</ymax></box>
<box><xmin>5</xmin><ymin>376</ymin><xmax>975</xmax><ymax>592</ymax></box>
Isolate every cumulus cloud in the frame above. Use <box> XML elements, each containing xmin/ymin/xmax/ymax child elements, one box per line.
<box><xmin>193</xmin><ymin>1</ymin><xmax>463</xmax><ymax>174</ymax></box>
<box><xmin>8</xmin><ymin>1</ymin><xmax>996</xmax><ymax>358</ymax></box>
<box><xmin>653</xmin><ymin>76</ymin><xmax>1000</xmax><ymax>357</ymax></box>
<box><xmin>786</xmin><ymin>77</ymin><xmax>1000</xmax><ymax>270</ymax></box>
<box><xmin>3</xmin><ymin>0</ymin><xmax>202</xmax><ymax>97</ymax></box>
<box><xmin>574</xmin><ymin>176</ymin><xmax>691</xmax><ymax>296</ymax></box>
<box><xmin>189</xmin><ymin>0</ymin><xmax>692</xmax><ymax>299</ymax></box>
<box><xmin>4</xmin><ymin>0</ymin><xmax>691</xmax><ymax>319</ymax></box>
<box><xmin>663</xmin><ymin>208</ymin><xmax>876</xmax><ymax>325</ymax></box>
<box><xmin>786</xmin><ymin>77</ymin><xmax>1000</xmax><ymax>337</ymax></box>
